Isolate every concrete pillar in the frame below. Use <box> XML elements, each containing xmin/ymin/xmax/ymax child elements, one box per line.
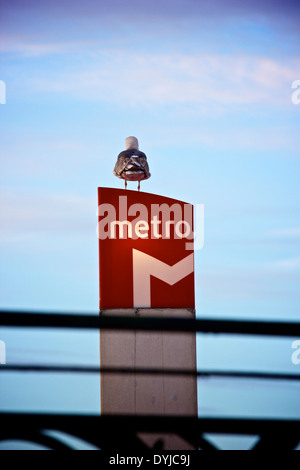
<box><xmin>100</xmin><ymin>308</ymin><xmax>197</xmax><ymax>450</ymax></box>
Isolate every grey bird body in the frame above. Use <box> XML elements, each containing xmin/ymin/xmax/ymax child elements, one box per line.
<box><xmin>113</xmin><ymin>137</ymin><xmax>151</xmax><ymax>190</ymax></box>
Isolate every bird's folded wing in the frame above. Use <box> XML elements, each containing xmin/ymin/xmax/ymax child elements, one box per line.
<box><xmin>113</xmin><ymin>156</ymin><xmax>130</xmax><ymax>176</ymax></box>
<box><xmin>140</xmin><ymin>158</ymin><xmax>150</xmax><ymax>177</ymax></box>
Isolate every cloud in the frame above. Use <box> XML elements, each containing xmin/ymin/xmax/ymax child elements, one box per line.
<box><xmin>0</xmin><ymin>191</ymin><xmax>95</xmax><ymax>233</ymax></box>
<box><xmin>269</xmin><ymin>228</ymin><xmax>300</xmax><ymax>238</ymax></box>
<box><xmin>0</xmin><ymin>38</ymin><xmax>101</xmax><ymax>57</ymax></box>
<box><xmin>196</xmin><ymin>267</ymin><xmax>300</xmax><ymax>323</ymax></box>
<box><xmin>272</xmin><ymin>257</ymin><xmax>300</xmax><ymax>270</ymax></box>
<box><xmin>24</xmin><ymin>49</ymin><xmax>299</xmax><ymax>108</ymax></box>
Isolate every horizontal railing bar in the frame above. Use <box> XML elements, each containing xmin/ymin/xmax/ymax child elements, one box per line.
<box><xmin>1</xmin><ymin>311</ymin><xmax>300</xmax><ymax>336</ymax></box>
<box><xmin>0</xmin><ymin>412</ymin><xmax>299</xmax><ymax>436</ymax></box>
<box><xmin>1</xmin><ymin>364</ymin><xmax>300</xmax><ymax>381</ymax></box>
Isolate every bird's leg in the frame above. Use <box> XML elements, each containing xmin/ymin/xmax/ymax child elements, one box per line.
<box><xmin>125</xmin><ymin>180</ymin><xmax>127</xmax><ymax>190</ymax></box>
<box><xmin>138</xmin><ymin>181</ymin><xmax>140</xmax><ymax>191</ymax></box>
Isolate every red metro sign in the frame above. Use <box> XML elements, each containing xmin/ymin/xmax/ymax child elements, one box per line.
<box><xmin>98</xmin><ymin>187</ymin><xmax>195</xmax><ymax>309</ymax></box>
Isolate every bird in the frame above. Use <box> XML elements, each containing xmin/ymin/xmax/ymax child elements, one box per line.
<box><xmin>113</xmin><ymin>136</ymin><xmax>151</xmax><ymax>191</ymax></box>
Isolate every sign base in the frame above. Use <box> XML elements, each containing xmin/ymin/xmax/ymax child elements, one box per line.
<box><xmin>100</xmin><ymin>308</ymin><xmax>198</xmax><ymax>450</ymax></box>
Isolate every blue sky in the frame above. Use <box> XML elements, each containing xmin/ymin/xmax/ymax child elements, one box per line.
<box><xmin>0</xmin><ymin>0</ymin><xmax>300</xmax><ymax>449</ymax></box>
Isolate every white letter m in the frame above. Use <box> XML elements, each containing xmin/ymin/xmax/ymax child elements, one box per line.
<box><xmin>133</xmin><ymin>249</ymin><xmax>194</xmax><ymax>307</ymax></box>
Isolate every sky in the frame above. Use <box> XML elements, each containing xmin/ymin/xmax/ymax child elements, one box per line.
<box><xmin>0</xmin><ymin>0</ymin><xmax>300</xmax><ymax>450</ymax></box>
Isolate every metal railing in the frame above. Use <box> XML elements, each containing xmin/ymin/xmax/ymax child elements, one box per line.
<box><xmin>0</xmin><ymin>310</ymin><xmax>300</xmax><ymax>450</ymax></box>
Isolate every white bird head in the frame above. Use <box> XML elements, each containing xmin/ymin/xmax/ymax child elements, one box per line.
<box><xmin>125</xmin><ymin>136</ymin><xmax>139</xmax><ymax>150</ymax></box>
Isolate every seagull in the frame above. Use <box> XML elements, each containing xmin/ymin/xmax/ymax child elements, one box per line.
<box><xmin>113</xmin><ymin>136</ymin><xmax>151</xmax><ymax>191</ymax></box>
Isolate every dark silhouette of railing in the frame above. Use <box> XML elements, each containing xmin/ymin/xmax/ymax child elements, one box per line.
<box><xmin>0</xmin><ymin>310</ymin><xmax>300</xmax><ymax>450</ymax></box>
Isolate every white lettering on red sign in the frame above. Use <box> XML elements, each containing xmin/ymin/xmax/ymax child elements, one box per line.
<box><xmin>132</xmin><ymin>249</ymin><xmax>194</xmax><ymax>308</ymax></box>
